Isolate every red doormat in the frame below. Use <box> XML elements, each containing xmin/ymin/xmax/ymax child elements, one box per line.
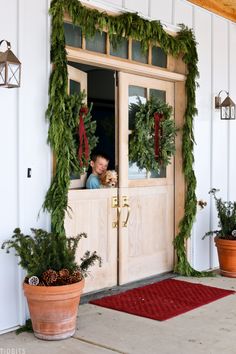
<box><xmin>90</xmin><ymin>279</ymin><xmax>235</xmax><ymax>321</ymax></box>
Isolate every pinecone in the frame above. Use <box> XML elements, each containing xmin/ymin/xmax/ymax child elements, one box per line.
<box><xmin>68</xmin><ymin>270</ymin><xmax>83</xmax><ymax>284</ymax></box>
<box><xmin>41</xmin><ymin>269</ymin><xmax>58</xmax><ymax>286</ymax></box>
<box><xmin>58</xmin><ymin>268</ymin><xmax>70</xmax><ymax>278</ymax></box>
<box><xmin>38</xmin><ymin>281</ymin><xmax>46</xmax><ymax>286</ymax></box>
<box><xmin>57</xmin><ymin>268</ymin><xmax>70</xmax><ymax>285</ymax></box>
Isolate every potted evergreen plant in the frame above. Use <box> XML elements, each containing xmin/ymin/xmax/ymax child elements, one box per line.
<box><xmin>1</xmin><ymin>228</ymin><xmax>101</xmax><ymax>340</ymax></box>
<box><xmin>203</xmin><ymin>188</ymin><xmax>236</xmax><ymax>277</ymax></box>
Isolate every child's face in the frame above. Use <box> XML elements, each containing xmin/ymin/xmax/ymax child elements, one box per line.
<box><xmin>91</xmin><ymin>157</ymin><xmax>109</xmax><ymax>176</ymax></box>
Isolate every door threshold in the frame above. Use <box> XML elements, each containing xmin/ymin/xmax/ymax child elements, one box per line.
<box><xmin>81</xmin><ymin>272</ymin><xmax>177</xmax><ymax>304</ymax></box>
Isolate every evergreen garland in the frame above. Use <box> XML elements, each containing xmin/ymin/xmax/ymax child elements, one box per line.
<box><xmin>129</xmin><ymin>97</ymin><xmax>177</xmax><ymax>173</ymax></box>
<box><xmin>46</xmin><ymin>0</ymin><xmax>206</xmax><ymax>276</ymax></box>
<box><xmin>43</xmin><ymin>92</ymin><xmax>97</xmax><ymax>234</ymax></box>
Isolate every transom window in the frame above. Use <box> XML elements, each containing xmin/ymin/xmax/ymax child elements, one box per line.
<box><xmin>64</xmin><ymin>22</ymin><xmax>168</xmax><ymax>69</ymax></box>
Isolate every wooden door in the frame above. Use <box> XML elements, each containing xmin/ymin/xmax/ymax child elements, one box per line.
<box><xmin>64</xmin><ymin>65</ymin><xmax>118</xmax><ymax>293</ymax></box>
<box><xmin>68</xmin><ymin>65</ymin><xmax>87</xmax><ymax>93</ymax></box>
<box><xmin>64</xmin><ymin>68</ymin><xmax>176</xmax><ymax>292</ymax></box>
<box><xmin>64</xmin><ymin>189</ymin><xmax>118</xmax><ymax>293</ymax></box>
<box><xmin>118</xmin><ymin>72</ymin><xmax>175</xmax><ymax>284</ymax></box>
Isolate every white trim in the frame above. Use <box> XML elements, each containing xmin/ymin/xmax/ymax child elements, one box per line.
<box><xmin>16</xmin><ymin>0</ymin><xmax>25</xmax><ymax>327</ymax></box>
<box><xmin>0</xmin><ymin>326</ymin><xmax>20</xmax><ymax>335</ymax></box>
<box><xmin>81</xmin><ymin>0</ymin><xmax>125</xmax><ymax>13</ymax></box>
<box><xmin>148</xmin><ymin>0</ymin><xmax>151</xmax><ymax>18</ymax></box>
<box><xmin>209</xmin><ymin>13</ymin><xmax>214</xmax><ymax>269</ymax></box>
<box><xmin>227</xmin><ymin>22</ymin><xmax>230</xmax><ymax>201</ymax></box>
<box><xmin>172</xmin><ymin>0</ymin><xmax>175</xmax><ymax>25</ymax></box>
<box><xmin>189</xmin><ymin>3</ymin><xmax>195</xmax><ymax>268</ymax></box>
<box><xmin>46</xmin><ymin>0</ymin><xmax>52</xmax><ymax>232</ymax></box>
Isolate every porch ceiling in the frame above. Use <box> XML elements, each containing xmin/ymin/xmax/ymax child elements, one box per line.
<box><xmin>188</xmin><ymin>0</ymin><xmax>236</xmax><ymax>22</ymax></box>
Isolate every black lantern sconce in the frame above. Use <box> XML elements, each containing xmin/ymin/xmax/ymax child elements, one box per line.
<box><xmin>215</xmin><ymin>90</ymin><xmax>235</xmax><ymax>120</ymax></box>
<box><xmin>0</xmin><ymin>40</ymin><xmax>21</xmax><ymax>88</ymax></box>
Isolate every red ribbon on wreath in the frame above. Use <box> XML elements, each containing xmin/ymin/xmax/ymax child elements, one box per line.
<box><xmin>154</xmin><ymin>112</ymin><xmax>162</xmax><ymax>161</ymax></box>
<box><xmin>77</xmin><ymin>106</ymin><xmax>89</xmax><ymax>167</ymax></box>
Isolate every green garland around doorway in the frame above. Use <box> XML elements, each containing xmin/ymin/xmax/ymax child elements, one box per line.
<box><xmin>45</xmin><ymin>0</ymin><xmax>209</xmax><ymax>276</ymax></box>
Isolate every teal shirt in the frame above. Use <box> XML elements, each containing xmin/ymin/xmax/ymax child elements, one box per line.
<box><xmin>86</xmin><ymin>174</ymin><xmax>101</xmax><ymax>189</ymax></box>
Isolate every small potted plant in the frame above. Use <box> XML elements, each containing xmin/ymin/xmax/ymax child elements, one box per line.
<box><xmin>1</xmin><ymin>228</ymin><xmax>101</xmax><ymax>340</ymax></box>
<box><xmin>203</xmin><ymin>188</ymin><xmax>236</xmax><ymax>277</ymax></box>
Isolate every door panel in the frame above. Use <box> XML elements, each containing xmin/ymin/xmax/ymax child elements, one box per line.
<box><xmin>118</xmin><ymin>72</ymin><xmax>175</xmax><ymax>285</ymax></box>
<box><xmin>119</xmin><ymin>186</ymin><xmax>174</xmax><ymax>284</ymax></box>
<box><xmin>65</xmin><ymin>189</ymin><xmax>118</xmax><ymax>293</ymax></box>
<box><xmin>68</xmin><ymin>65</ymin><xmax>87</xmax><ymax>94</ymax></box>
<box><xmin>64</xmin><ymin>64</ymin><xmax>118</xmax><ymax>294</ymax></box>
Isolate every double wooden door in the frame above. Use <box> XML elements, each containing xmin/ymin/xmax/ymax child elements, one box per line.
<box><xmin>64</xmin><ymin>69</ymin><xmax>175</xmax><ymax>293</ymax></box>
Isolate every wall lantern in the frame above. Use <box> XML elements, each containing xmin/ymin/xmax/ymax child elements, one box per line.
<box><xmin>215</xmin><ymin>90</ymin><xmax>235</xmax><ymax>120</ymax></box>
<box><xmin>0</xmin><ymin>40</ymin><xmax>21</xmax><ymax>88</ymax></box>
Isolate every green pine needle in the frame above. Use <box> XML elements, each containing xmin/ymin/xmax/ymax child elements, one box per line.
<box><xmin>16</xmin><ymin>319</ymin><xmax>33</xmax><ymax>335</ymax></box>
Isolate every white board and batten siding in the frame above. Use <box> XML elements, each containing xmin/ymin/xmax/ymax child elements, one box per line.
<box><xmin>1</xmin><ymin>0</ymin><xmax>236</xmax><ymax>332</ymax></box>
<box><xmin>0</xmin><ymin>0</ymin><xmax>51</xmax><ymax>333</ymax></box>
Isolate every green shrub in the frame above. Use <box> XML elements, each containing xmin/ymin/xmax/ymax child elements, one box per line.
<box><xmin>203</xmin><ymin>189</ymin><xmax>236</xmax><ymax>240</ymax></box>
<box><xmin>1</xmin><ymin>228</ymin><xmax>101</xmax><ymax>284</ymax></box>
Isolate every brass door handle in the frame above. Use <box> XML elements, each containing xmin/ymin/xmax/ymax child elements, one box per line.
<box><xmin>112</xmin><ymin>196</ymin><xmax>121</xmax><ymax>228</ymax></box>
<box><xmin>122</xmin><ymin>196</ymin><xmax>130</xmax><ymax>227</ymax></box>
<box><xmin>113</xmin><ymin>206</ymin><xmax>121</xmax><ymax>228</ymax></box>
<box><xmin>122</xmin><ymin>202</ymin><xmax>130</xmax><ymax>227</ymax></box>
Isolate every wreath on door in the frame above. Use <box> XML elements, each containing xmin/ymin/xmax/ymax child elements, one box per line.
<box><xmin>129</xmin><ymin>97</ymin><xmax>177</xmax><ymax>173</ymax></box>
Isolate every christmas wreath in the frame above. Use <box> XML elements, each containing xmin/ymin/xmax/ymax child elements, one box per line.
<box><xmin>129</xmin><ymin>97</ymin><xmax>177</xmax><ymax>173</ymax></box>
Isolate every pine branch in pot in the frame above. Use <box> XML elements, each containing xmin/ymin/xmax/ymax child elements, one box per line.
<box><xmin>1</xmin><ymin>228</ymin><xmax>102</xmax><ymax>340</ymax></box>
<box><xmin>203</xmin><ymin>188</ymin><xmax>236</xmax><ymax>277</ymax></box>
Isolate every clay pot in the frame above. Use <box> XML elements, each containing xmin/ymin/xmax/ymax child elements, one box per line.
<box><xmin>215</xmin><ymin>236</ymin><xmax>236</xmax><ymax>277</ymax></box>
<box><xmin>23</xmin><ymin>278</ymin><xmax>85</xmax><ymax>340</ymax></box>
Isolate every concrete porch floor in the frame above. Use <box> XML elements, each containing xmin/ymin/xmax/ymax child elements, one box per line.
<box><xmin>1</xmin><ymin>275</ymin><xmax>236</xmax><ymax>354</ymax></box>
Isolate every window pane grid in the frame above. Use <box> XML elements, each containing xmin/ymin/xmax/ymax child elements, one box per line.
<box><xmin>64</xmin><ymin>22</ymin><xmax>82</xmax><ymax>48</ymax></box>
<box><xmin>86</xmin><ymin>31</ymin><xmax>107</xmax><ymax>54</ymax></box>
<box><xmin>64</xmin><ymin>21</ymin><xmax>168</xmax><ymax>69</ymax></box>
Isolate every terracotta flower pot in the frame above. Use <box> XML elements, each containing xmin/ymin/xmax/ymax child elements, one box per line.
<box><xmin>215</xmin><ymin>236</ymin><xmax>236</xmax><ymax>277</ymax></box>
<box><xmin>23</xmin><ymin>278</ymin><xmax>85</xmax><ymax>340</ymax></box>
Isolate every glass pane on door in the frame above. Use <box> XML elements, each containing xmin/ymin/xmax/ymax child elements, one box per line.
<box><xmin>128</xmin><ymin>85</ymin><xmax>147</xmax><ymax>179</ymax></box>
<box><xmin>70</xmin><ymin>80</ymin><xmax>81</xmax><ymax>95</ymax></box>
<box><xmin>150</xmin><ymin>88</ymin><xmax>166</xmax><ymax>102</ymax></box>
<box><xmin>150</xmin><ymin>89</ymin><xmax>167</xmax><ymax>177</ymax></box>
<box><xmin>128</xmin><ymin>86</ymin><xmax>167</xmax><ymax>179</ymax></box>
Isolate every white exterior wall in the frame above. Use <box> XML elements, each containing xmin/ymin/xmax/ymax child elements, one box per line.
<box><xmin>0</xmin><ymin>0</ymin><xmax>50</xmax><ymax>333</ymax></box>
<box><xmin>1</xmin><ymin>0</ymin><xmax>236</xmax><ymax>331</ymax></box>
